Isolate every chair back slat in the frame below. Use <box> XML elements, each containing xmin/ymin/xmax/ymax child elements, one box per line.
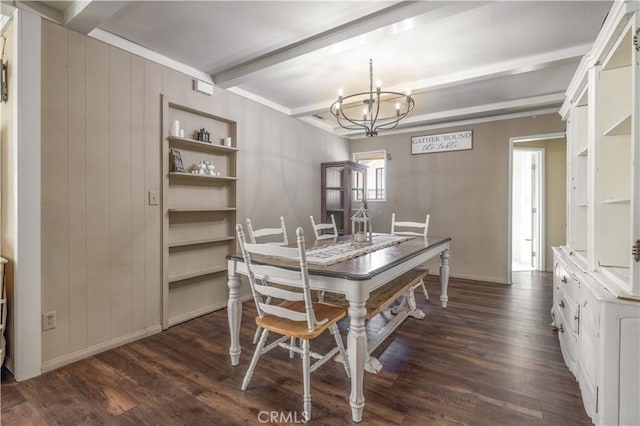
<box><xmin>310</xmin><ymin>214</ymin><xmax>338</xmax><ymax>240</ymax></box>
<box><xmin>237</xmin><ymin>224</ymin><xmax>318</xmax><ymax>332</ymax></box>
<box><xmin>391</xmin><ymin>213</ymin><xmax>430</xmax><ymax>238</ymax></box>
<box><xmin>244</xmin><ymin>242</ymin><xmax>298</xmax><ymax>259</ymax></box>
<box><xmin>259</xmin><ymin>304</ymin><xmax>308</xmax><ymax>322</ymax></box>
<box><xmin>254</xmin><ymin>283</ymin><xmax>305</xmax><ymax>301</ymax></box>
<box><xmin>314</xmin><ymin>223</ymin><xmax>335</xmax><ymax>230</ymax></box>
<box><xmin>246</xmin><ymin>217</ymin><xmax>289</xmax><ymax>246</ymax></box>
<box><xmin>249</xmin><ymin>263</ymin><xmax>302</xmax><ymax>283</ymax></box>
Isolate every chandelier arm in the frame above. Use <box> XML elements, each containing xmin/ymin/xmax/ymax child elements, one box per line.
<box><xmin>372</xmin><ymin>91</ymin><xmax>382</xmax><ymax>130</ymax></box>
<box><xmin>336</xmin><ymin>115</ymin><xmax>368</xmax><ymax>131</ymax></box>
<box><xmin>368</xmin><ymin>59</ymin><xmax>374</xmax><ymax>130</ymax></box>
<box><xmin>374</xmin><ymin>109</ymin><xmax>413</xmax><ymax>130</ymax></box>
<box><xmin>338</xmin><ymin>112</ymin><xmax>369</xmax><ymax>130</ymax></box>
<box><xmin>374</xmin><ymin>120</ymin><xmax>401</xmax><ymax>131</ymax></box>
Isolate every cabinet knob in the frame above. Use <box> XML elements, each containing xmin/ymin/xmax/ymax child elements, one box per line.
<box><xmin>561</xmin><ymin>276</ymin><xmax>567</xmax><ymax>284</ymax></box>
<box><xmin>574</xmin><ymin>313</ymin><xmax>579</xmax><ymax>321</ymax></box>
<box><xmin>559</xmin><ymin>300</ymin><xmax>565</xmax><ymax>308</ymax></box>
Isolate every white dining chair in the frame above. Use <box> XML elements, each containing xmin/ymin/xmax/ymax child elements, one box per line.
<box><xmin>310</xmin><ymin>214</ymin><xmax>338</xmax><ymax>240</ymax></box>
<box><xmin>236</xmin><ymin>224</ymin><xmax>350</xmax><ymax>421</ymax></box>
<box><xmin>391</xmin><ymin>213</ymin><xmax>431</xmax><ymax>302</ymax></box>
<box><xmin>245</xmin><ymin>216</ymin><xmax>289</xmax><ymax>345</ymax></box>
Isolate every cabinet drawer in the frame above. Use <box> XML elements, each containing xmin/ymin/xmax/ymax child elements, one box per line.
<box><xmin>558</xmin><ymin>284</ymin><xmax>579</xmax><ymax>335</ymax></box>
<box><xmin>560</xmin><ymin>272</ymin><xmax>579</xmax><ymax>306</ymax></box>
<box><xmin>558</xmin><ymin>319</ymin><xmax>578</xmax><ymax>373</ymax></box>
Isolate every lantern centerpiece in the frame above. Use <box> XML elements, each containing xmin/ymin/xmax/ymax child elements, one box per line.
<box><xmin>351</xmin><ymin>201</ymin><xmax>373</xmax><ymax>245</ymax></box>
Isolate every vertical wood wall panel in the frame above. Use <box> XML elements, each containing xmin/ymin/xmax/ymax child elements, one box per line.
<box><xmin>67</xmin><ymin>30</ymin><xmax>88</xmax><ymax>353</ymax></box>
<box><xmin>131</xmin><ymin>56</ymin><xmax>146</xmax><ymax>331</ymax></box>
<box><xmin>109</xmin><ymin>47</ymin><xmax>133</xmax><ymax>338</ymax></box>
<box><xmin>40</xmin><ymin>20</ymin><xmax>348</xmax><ymax>365</ymax></box>
<box><xmin>41</xmin><ymin>22</ymin><xmax>70</xmax><ymax>362</ymax></box>
<box><xmin>85</xmin><ymin>37</ymin><xmax>111</xmax><ymax>346</ymax></box>
<box><xmin>143</xmin><ymin>60</ymin><xmax>163</xmax><ymax>328</ymax></box>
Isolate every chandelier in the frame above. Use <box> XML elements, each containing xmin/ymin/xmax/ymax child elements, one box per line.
<box><xmin>330</xmin><ymin>59</ymin><xmax>415</xmax><ymax>137</ymax></box>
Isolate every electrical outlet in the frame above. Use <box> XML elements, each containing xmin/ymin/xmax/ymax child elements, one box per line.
<box><xmin>42</xmin><ymin>311</ymin><xmax>56</xmax><ymax>331</ymax></box>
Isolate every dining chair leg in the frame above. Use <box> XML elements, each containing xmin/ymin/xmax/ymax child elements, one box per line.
<box><xmin>252</xmin><ymin>326</ymin><xmax>262</xmax><ymax>344</ymax></box>
<box><xmin>289</xmin><ymin>337</ymin><xmax>296</xmax><ymax>358</ymax></box>
<box><xmin>253</xmin><ymin>294</ymin><xmax>271</xmax><ymax>344</ymax></box>
<box><xmin>301</xmin><ymin>339</ymin><xmax>311</xmax><ymax>421</ymax></box>
<box><xmin>242</xmin><ymin>329</ymin><xmax>269</xmax><ymax>391</ymax></box>
<box><xmin>329</xmin><ymin>324</ymin><xmax>350</xmax><ymax>378</ymax></box>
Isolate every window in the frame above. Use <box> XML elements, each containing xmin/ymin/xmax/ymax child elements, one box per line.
<box><xmin>353</xmin><ymin>150</ymin><xmax>386</xmax><ymax>201</ymax></box>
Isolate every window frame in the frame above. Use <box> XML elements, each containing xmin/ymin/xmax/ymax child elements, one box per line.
<box><xmin>353</xmin><ymin>149</ymin><xmax>387</xmax><ymax>202</ymax></box>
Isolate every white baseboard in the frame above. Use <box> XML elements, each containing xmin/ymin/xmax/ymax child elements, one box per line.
<box><xmin>168</xmin><ymin>303</ymin><xmax>226</xmax><ymax>327</ymax></box>
<box><xmin>41</xmin><ymin>325</ymin><xmax>162</xmax><ymax>373</ymax></box>
<box><xmin>167</xmin><ymin>294</ymin><xmax>253</xmax><ymax>328</ymax></box>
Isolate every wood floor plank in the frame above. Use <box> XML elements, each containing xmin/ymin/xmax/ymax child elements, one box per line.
<box><xmin>1</xmin><ymin>272</ymin><xmax>591</xmax><ymax>425</ymax></box>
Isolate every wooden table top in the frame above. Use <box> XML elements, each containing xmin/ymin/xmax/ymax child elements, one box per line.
<box><xmin>228</xmin><ymin>235</ymin><xmax>451</xmax><ymax>280</ymax></box>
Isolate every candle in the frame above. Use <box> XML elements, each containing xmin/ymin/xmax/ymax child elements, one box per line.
<box><xmin>170</xmin><ymin>120</ymin><xmax>180</xmax><ymax>137</ymax></box>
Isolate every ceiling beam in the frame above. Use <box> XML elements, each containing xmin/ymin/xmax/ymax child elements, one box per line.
<box><xmin>11</xmin><ymin>1</ymin><xmax>63</xmax><ymax>24</ymax></box>
<box><xmin>291</xmin><ymin>44</ymin><xmax>589</xmax><ymax>117</ymax></box>
<box><xmin>212</xmin><ymin>1</ymin><xmax>492</xmax><ymax>89</ymax></box>
<box><xmin>335</xmin><ymin>92</ymin><xmax>565</xmax><ymax>137</ymax></box>
<box><xmin>63</xmin><ymin>0</ymin><xmax>127</xmax><ymax>34</ymax></box>
<box><xmin>343</xmin><ymin>107</ymin><xmax>561</xmax><ymax>140</ymax></box>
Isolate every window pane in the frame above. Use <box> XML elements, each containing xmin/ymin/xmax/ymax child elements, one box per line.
<box><xmin>353</xmin><ymin>150</ymin><xmax>386</xmax><ymax>201</ymax></box>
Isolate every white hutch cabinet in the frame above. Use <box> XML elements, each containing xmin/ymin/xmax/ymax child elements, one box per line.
<box><xmin>555</xmin><ymin>1</ymin><xmax>640</xmax><ymax>424</ymax></box>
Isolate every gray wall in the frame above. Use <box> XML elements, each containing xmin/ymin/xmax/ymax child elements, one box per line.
<box><xmin>40</xmin><ymin>20</ymin><xmax>348</xmax><ymax>366</ymax></box>
<box><xmin>350</xmin><ymin>115</ymin><xmax>565</xmax><ymax>283</ymax></box>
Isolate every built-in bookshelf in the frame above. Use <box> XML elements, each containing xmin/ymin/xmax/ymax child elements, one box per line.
<box><xmin>161</xmin><ymin>96</ymin><xmax>237</xmax><ymax>329</ymax></box>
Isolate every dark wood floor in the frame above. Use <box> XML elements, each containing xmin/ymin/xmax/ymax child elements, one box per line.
<box><xmin>1</xmin><ymin>272</ymin><xmax>591</xmax><ymax>425</ymax></box>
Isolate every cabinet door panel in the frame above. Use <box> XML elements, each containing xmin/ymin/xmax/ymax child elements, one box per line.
<box><xmin>619</xmin><ymin>317</ymin><xmax>640</xmax><ymax>425</ymax></box>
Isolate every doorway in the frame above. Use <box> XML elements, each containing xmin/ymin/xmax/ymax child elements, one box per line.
<box><xmin>512</xmin><ymin>148</ymin><xmax>544</xmax><ymax>272</ymax></box>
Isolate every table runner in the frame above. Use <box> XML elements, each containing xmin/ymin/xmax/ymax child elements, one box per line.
<box><xmin>305</xmin><ymin>234</ymin><xmax>414</xmax><ymax>266</ymax></box>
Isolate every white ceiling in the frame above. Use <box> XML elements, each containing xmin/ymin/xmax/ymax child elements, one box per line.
<box><xmin>26</xmin><ymin>1</ymin><xmax>613</xmax><ymax>138</ymax></box>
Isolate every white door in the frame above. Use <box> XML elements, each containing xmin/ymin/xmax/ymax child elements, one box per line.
<box><xmin>512</xmin><ymin>148</ymin><xmax>544</xmax><ymax>271</ymax></box>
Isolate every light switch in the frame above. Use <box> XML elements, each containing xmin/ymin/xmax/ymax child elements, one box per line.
<box><xmin>148</xmin><ymin>190</ymin><xmax>159</xmax><ymax>206</ymax></box>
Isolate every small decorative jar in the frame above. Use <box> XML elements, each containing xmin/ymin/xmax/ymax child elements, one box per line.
<box><xmin>196</xmin><ymin>128</ymin><xmax>210</xmax><ymax>142</ymax></box>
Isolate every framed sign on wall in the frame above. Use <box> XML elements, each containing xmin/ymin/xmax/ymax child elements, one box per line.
<box><xmin>411</xmin><ymin>130</ymin><xmax>473</xmax><ymax>154</ymax></box>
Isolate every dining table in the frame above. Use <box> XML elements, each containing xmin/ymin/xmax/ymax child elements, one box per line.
<box><xmin>226</xmin><ymin>233</ymin><xmax>451</xmax><ymax>422</ymax></box>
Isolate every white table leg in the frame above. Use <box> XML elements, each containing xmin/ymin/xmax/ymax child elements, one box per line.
<box><xmin>227</xmin><ymin>270</ymin><xmax>243</xmax><ymax>366</ymax></box>
<box><xmin>347</xmin><ymin>300</ymin><xmax>367</xmax><ymax>422</ymax></box>
<box><xmin>440</xmin><ymin>249</ymin><xmax>450</xmax><ymax>308</ymax></box>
